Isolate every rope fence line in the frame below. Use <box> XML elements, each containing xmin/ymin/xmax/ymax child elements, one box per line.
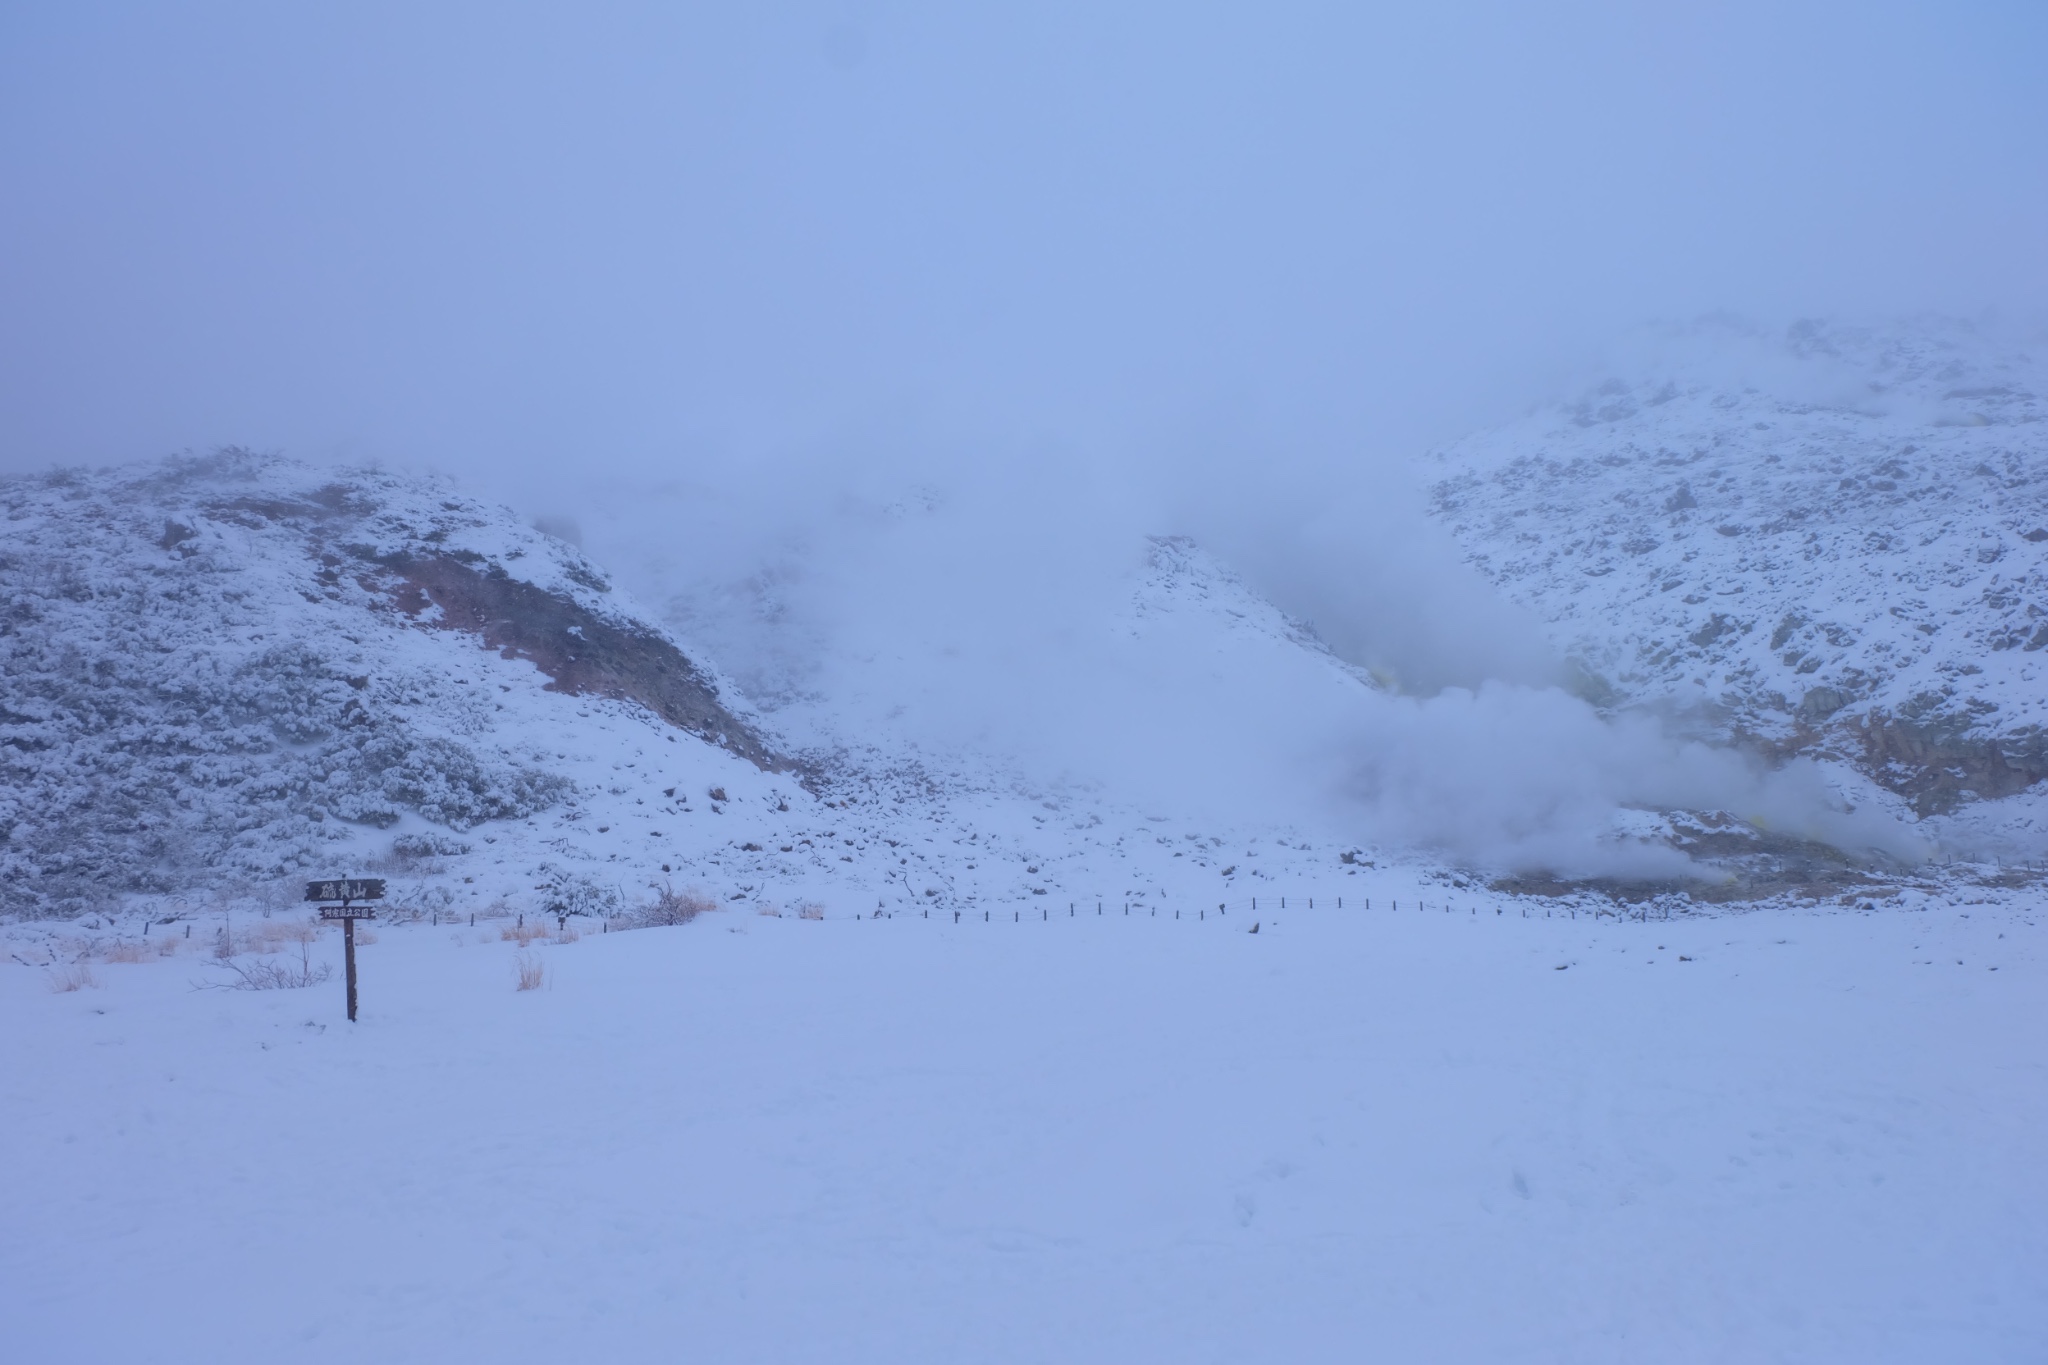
<box><xmin>851</xmin><ymin>893</ymin><xmax>1663</xmax><ymax>925</ymax></box>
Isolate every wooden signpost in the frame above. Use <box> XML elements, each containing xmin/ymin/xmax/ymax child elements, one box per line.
<box><xmin>305</xmin><ymin>878</ymin><xmax>385</xmax><ymax>1022</ymax></box>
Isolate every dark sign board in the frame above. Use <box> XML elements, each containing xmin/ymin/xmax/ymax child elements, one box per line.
<box><xmin>304</xmin><ymin>878</ymin><xmax>386</xmax><ymax>903</ymax></box>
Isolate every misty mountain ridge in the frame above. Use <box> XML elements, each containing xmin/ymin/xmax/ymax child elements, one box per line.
<box><xmin>1428</xmin><ymin>317</ymin><xmax>2047</xmax><ymax>853</ymax></box>
<box><xmin>10</xmin><ymin>319</ymin><xmax>2047</xmax><ymax>921</ymax></box>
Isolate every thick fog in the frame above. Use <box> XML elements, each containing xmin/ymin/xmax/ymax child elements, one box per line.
<box><xmin>3</xmin><ymin>2</ymin><xmax>2041</xmax><ymax>873</ymax></box>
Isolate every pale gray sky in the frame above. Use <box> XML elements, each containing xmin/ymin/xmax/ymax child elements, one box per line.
<box><xmin>2</xmin><ymin>2</ymin><xmax>2042</xmax><ymax>487</ymax></box>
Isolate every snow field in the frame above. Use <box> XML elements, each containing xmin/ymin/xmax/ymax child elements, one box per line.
<box><xmin>4</xmin><ymin>895</ymin><xmax>2043</xmax><ymax>1363</ymax></box>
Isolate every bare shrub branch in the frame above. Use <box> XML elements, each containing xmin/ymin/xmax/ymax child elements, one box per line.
<box><xmin>198</xmin><ymin>942</ymin><xmax>332</xmax><ymax>990</ymax></box>
<box><xmin>637</xmin><ymin>880</ymin><xmax>716</xmax><ymax>927</ymax></box>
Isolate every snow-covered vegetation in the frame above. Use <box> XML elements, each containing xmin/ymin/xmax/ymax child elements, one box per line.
<box><xmin>1430</xmin><ymin>319</ymin><xmax>2048</xmax><ymax>852</ymax></box>
<box><xmin>0</xmin><ymin>451</ymin><xmax>702</xmax><ymax>915</ymax></box>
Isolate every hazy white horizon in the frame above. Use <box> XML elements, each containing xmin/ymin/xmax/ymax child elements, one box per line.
<box><xmin>2</xmin><ymin>3</ymin><xmax>2042</xmax><ymax>487</ymax></box>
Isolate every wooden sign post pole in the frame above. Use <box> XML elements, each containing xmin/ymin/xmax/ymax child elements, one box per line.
<box><xmin>343</xmin><ymin>913</ymin><xmax>359</xmax><ymax>1022</ymax></box>
<box><xmin>306</xmin><ymin>878</ymin><xmax>386</xmax><ymax>1023</ymax></box>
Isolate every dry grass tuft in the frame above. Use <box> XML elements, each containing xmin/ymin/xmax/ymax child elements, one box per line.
<box><xmin>501</xmin><ymin>922</ymin><xmax>550</xmax><ymax>945</ymax></box>
<box><xmin>756</xmin><ymin>904</ymin><xmax>783</xmax><ymax>918</ymax></box>
<box><xmin>68</xmin><ymin>929</ymin><xmax>187</xmax><ymax>963</ymax></box>
<box><xmin>796</xmin><ymin>901</ymin><xmax>826</xmax><ymax>921</ymax></box>
<box><xmin>47</xmin><ymin>964</ymin><xmax>100</xmax><ymax>993</ymax></box>
<box><xmin>555</xmin><ymin>922</ymin><xmax>581</xmax><ymax>944</ymax></box>
<box><xmin>514</xmin><ymin>950</ymin><xmax>546</xmax><ymax>991</ymax></box>
<box><xmin>247</xmin><ymin>919</ymin><xmax>321</xmax><ymax>951</ymax></box>
<box><xmin>181</xmin><ymin>918</ymin><xmax>327</xmax><ymax>962</ymax></box>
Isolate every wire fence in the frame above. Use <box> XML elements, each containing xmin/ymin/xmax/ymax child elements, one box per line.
<box><xmin>854</xmin><ymin>892</ymin><xmax>1672</xmax><ymax>925</ymax></box>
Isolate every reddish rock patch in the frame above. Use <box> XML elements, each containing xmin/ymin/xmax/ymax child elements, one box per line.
<box><xmin>378</xmin><ymin>552</ymin><xmax>787</xmax><ymax>773</ymax></box>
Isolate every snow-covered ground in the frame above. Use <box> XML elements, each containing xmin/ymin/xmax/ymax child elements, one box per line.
<box><xmin>4</xmin><ymin>892</ymin><xmax>2042</xmax><ymax>1362</ymax></box>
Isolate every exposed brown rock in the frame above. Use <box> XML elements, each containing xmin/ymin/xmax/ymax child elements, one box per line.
<box><xmin>1847</xmin><ymin>712</ymin><xmax>2048</xmax><ymax>816</ymax></box>
<box><xmin>374</xmin><ymin>551</ymin><xmax>788</xmax><ymax>773</ymax></box>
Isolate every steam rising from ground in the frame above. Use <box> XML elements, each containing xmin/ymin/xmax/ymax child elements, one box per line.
<box><xmin>558</xmin><ymin>433</ymin><xmax>1921</xmax><ymax>880</ymax></box>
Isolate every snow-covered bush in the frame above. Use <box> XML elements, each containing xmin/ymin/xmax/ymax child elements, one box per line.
<box><xmin>534</xmin><ymin>862</ymin><xmax>622</xmax><ymax>920</ymax></box>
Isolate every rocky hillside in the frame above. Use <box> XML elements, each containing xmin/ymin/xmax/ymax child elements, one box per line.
<box><xmin>0</xmin><ymin>450</ymin><xmax>782</xmax><ymax>916</ymax></box>
<box><xmin>2</xmin><ymin>452</ymin><xmax>1396</xmax><ymax>922</ymax></box>
<box><xmin>1426</xmin><ymin>319</ymin><xmax>2048</xmax><ymax>823</ymax></box>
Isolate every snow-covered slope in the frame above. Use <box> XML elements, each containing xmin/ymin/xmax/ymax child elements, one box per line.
<box><xmin>1426</xmin><ymin>319</ymin><xmax>2048</xmax><ymax>833</ymax></box>
<box><xmin>0</xmin><ymin>450</ymin><xmax>799</xmax><ymax>916</ymax></box>
<box><xmin>21</xmin><ymin>321</ymin><xmax>2044</xmax><ymax>929</ymax></box>
<box><xmin>2</xmin><ymin>453</ymin><xmax>1391</xmax><ymax>921</ymax></box>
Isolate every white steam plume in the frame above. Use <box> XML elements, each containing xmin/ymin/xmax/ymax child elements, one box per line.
<box><xmin>548</xmin><ymin>438</ymin><xmax>1923</xmax><ymax>879</ymax></box>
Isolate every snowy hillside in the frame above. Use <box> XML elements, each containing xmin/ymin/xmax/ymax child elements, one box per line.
<box><xmin>1427</xmin><ymin>319</ymin><xmax>2048</xmax><ymax>836</ymax></box>
<box><xmin>0</xmin><ymin>451</ymin><xmax>794</xmax><ymax>916</ymax></box>
<box><xmin>1</xmin><ymin>452</ymin><xmax>1393</xmax><ymax>922</ymax></box>
<box><xmin>18</xmin><ymin>340</ymin><xmax>2047</xmax><ymax>930</ymax></box>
